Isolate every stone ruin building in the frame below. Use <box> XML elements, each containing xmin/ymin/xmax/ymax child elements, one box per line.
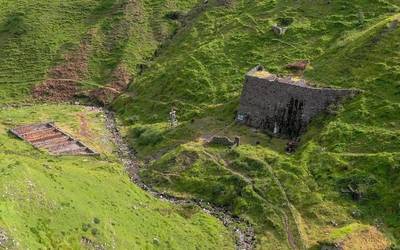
<box><xmin>236</xmin><ymin>66</ymin><xmax>358</xmax><ymax>138</ymax></box>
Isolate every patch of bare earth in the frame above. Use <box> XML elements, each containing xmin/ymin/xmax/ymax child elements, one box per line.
<box><xmin>89</xmin><ymin>64</ymin><xmax>132</xmax><ymax>105</ymax></box>
<box><xmin>89</xmin><ymin>0</ymin><xmax>140</xmax><ymax>106</ymax></box>
<box><xmin>78</xmin><ymin>112</ymin><xmax>92</xmax><ymax>138</ymax></box>
<box><xmin>32</xmin><ymin>36</ymin><xmax>92</xmax><ymax>102</ymax></box>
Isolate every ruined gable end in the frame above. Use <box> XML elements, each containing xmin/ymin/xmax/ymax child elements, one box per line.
<box><xmin>236</xmin><ymin>66</ymin><xmax>358</xmax><ymax>138</ymax></box>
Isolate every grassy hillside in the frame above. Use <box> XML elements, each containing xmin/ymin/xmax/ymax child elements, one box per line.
<box><xmin>0</xmin><ymin>0</ymin><xmax>198</xmax><ymax>103</ymax></box>
<box><xmin>0</xmin><ymin>104</ymin><xmax>234</xmax><ymax>249</ymax></box>
<box><xmin>1</xmin><ymin>0</ymin><xmax>399</xmax><ymax>249</ymax></box>
<box><xmin>113</xmin><ymin>0</ymin><xmax>400</xmax><ymax>248</ymax></box>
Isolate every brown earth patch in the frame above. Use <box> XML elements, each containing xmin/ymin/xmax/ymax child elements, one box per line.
<box><xmin>285</xmin><ymin>60</ymin><xmax>309</xmax><ymax>71</ymax></box>
<box><xmin>32</xmin><ymin>35</ymin><xmax>92</xmax><ymax>102</ymax></box>
<box><xmin>89</xmin><ymin>64</ymin><xmax>132</xmax><ymax>105</ymax></box>
<box><xmin>78</xmin><ymin>112</ymin><xmax>92</xmax><ymax>138</ymax></box>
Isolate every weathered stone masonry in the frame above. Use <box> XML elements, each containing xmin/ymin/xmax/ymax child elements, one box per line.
<box><xmin>237</xmin><ymin>66</ymin><xmax>358</xmax><ymax>138</ymax></box>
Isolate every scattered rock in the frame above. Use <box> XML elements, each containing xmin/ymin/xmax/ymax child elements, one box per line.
<box><xmin>81</xmin><ymin>236</ymin><xmax>105</xmax><ymax>250</ymax></box>
<box><xmin>0</xmin><ymin>229</ymin><xmax>9</xmax><ymax>246</ymax></box>
<box><xmin>272</xmin><ymin>24</ymin><xmax>287</xmax><ymax>36</ymax></box>
<box><xmin>330</xmin><ymin>220</ymin><xmax>338</xmax><ymax>227</ymax></box>
<box><xmin>32</xmin><ymin>34</ymin><xmax>93</xmax><ymax>102</ymax></box>
<box><xmin>153</xmin><ymin>237</ymin><xmax>160</xmax><ymax>245</ymax></box>
<box><xmin>285</xmin><ymin>139</ymin><xmax>300</xmax><ymax>153</ymax></box>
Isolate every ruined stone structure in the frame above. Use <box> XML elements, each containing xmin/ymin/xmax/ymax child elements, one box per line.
<box><xmin>207</xmin><ymin>136</ymin><xmax>239</xmax><ymax>148</ymax></box>
<box><xmin>237</xmin><ymin>66</ymin><xmax>358</xmax><ymax>138</ymax></box>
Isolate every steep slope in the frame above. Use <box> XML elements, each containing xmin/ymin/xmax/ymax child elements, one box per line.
<box><xmin>1</xmin><ymin>0</ymin><xmax>400</xmax><ymax>249</ymax></box>
<box><xmin>0</xmin><ymin>1</ymin><xmax>239</xmax><ymax>249</ymax></box>
<box><xmin>114</xmin><ymin>0</ymin><xmax>400</xmax><ymax>248</ymax></box>
<box><xmin>0</xmin><ymin>0</ymin><xmax>198</xmax><ymax>104</ymax></box>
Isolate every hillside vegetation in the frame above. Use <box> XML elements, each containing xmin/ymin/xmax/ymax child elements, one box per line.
<box><xmin>0</xmin><ymin>0</ymin><xmax>234</xmax><ymax>249</ymax></box>
<box><xmin>0</xmin><ymin>0</ymin><xmax>198</xmax><ymax>103</ymax></box>
<box><xmin>0</xmin><ymin>105</ymin><xmax>233</xmax><ymax>249</ymax></box>
<box><xmin>114</xmin><ymin>0</ymin><xmax>400</xmax><ymax>249</ymax></box>
<box><xmin>0</xmin><ymin>0</ymin><xmax>399</xmax><ymax>249</ymax></box>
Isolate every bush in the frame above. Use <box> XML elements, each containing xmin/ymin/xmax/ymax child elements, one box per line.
<box><xmin>93</xmin><ymin>217</ymin><xmax>100</xmax><ymax>224</ymax></box>
<box><xmin>136</xmin><ymin>127</ymin><xmax>164</xmax><ymax>146</ymax></box>
<box><xmin>91</xmin><ymin>228</ymin><xmax>98</xmax><ymax>236</ymax></box>
<box><xmin>81</xmin><ymin>223</ymin><xmax>91</xmax><ymax>232</ymax></box>
<box><xmin>277</xmin><ymin>17</ymin><xmax>294</xmax><ymax>27</ymax></box>
<box><xmin>2</xmin><ymin>12</ymin><xmax>28</xmax><ymax>35</ymax></box>
<box><xmin>165</xmin><ymin>11</ymin><xmax>184</xmax><ymax>20</ymax></box>
<box><xmin>131</xmin><ymin>126</ymin><xmax>146</xmax><ymax>138</ymax></box>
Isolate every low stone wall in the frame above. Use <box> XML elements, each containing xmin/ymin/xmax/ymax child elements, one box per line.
<box><xmin>208</xmin><ymin>136</ymin><xmax>235</xmax><ymax>147</ymax></box>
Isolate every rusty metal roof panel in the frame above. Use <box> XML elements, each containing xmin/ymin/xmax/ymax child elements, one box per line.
<box><xmin>10</xmin><ymin>123</ymin><xmax>99</xmax><ymax>156</ymax></box>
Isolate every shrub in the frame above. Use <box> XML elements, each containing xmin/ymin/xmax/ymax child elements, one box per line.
<box><xmin>2</xmin><ymin>12</ymin><xmax>29</xmax><ymax>35</ymax></box>
<box><xmin>137</xmin><ymin>127</ymin><xmax>164</xmax><ymax>146</ymax></box>
<box><xmin>277</xmin><ymin>16</ymin><xmax>294</xmax><ymax>27</ymax></box>
<box><xmin>91</xmin><ymin>228</ymin><xmax>98</xmax><ymax>236</ymax></box>
<box><xmin>93</xmin><ymin>217</ymin><xmax>100</xmax><ymax>224</ymax></box>
<box><xmin>81</xmin><ymin>223</ymin><xmax>91</xmax><ymax>232</ymax></box>
<box><xmin>165</xmin><ymin>11</ymin><xmax>184</xmax><ymax>20</ymax></box>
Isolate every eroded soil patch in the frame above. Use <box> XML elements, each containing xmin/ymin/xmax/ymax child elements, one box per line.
<box><xmin>89</xmin><ymin>64</ymin><xmax>132</xmax><ymax>106</ymax></box>
<box><xmin>32</xmin><ymin>34</ymin><xmax>92</xmax><ymax>102</ymax></box>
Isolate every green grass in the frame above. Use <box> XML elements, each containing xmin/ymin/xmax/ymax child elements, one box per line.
<box><xmin>0</xmin><ymin>105</ymin><xmax>234</xmax><ymax>249</ymax></box>
<box><xmin>113</xmin><ymin>0</ymin><xmax>400</xmax><ymax>248</ymax></box>
<box><xmin>0</xmin><ymin>0</ymin><xmax>199</xmax><ymax>104</ymax></box>
<box><xmin>1</xmin><ymin>0</ymin><xmax>400</xmax><ymax>248</ymax></box>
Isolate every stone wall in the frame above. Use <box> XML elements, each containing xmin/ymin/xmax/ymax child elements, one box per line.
<box><xmin>237</xmin><ymin>66</ymin><xmax>358</xmax><ymax>138</ymax></box>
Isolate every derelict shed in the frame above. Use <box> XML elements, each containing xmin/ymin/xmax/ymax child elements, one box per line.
<box><xmin>236</xmin><ymin>66</ymin><xmax>358</xmax><ymax>138</ymax></box>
